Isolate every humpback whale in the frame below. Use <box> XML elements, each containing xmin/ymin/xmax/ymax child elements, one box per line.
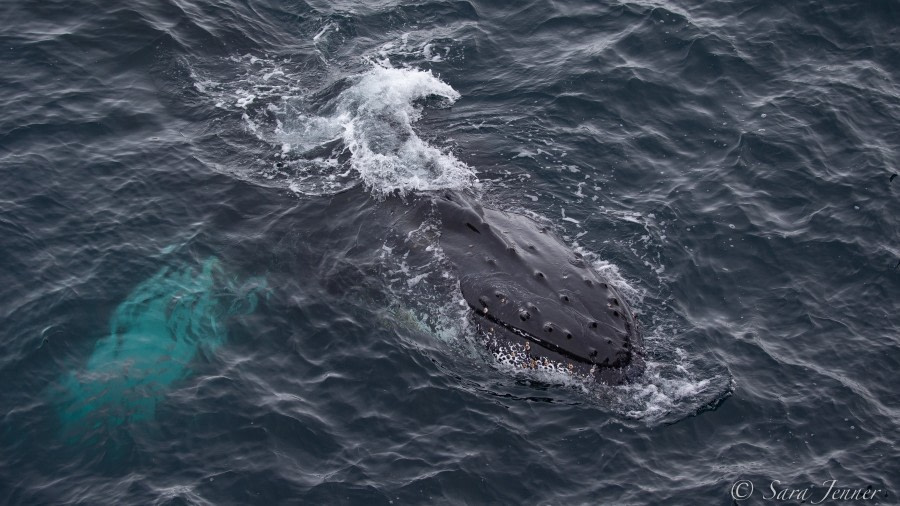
<box><xmin>415</xmin><ymin>190</ymin><xmax>645</xmax><ymax>385</ymax></box>
<box><xmin>253</xmin><ymin>64</ymin><xmax>645</xmax><ymax>384</ymax></box>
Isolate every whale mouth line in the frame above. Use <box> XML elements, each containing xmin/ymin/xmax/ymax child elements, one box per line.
<box><xmin>472</xmin><ymin>308</ymin><xmax>602</xmax><ymax>367</ymax></box>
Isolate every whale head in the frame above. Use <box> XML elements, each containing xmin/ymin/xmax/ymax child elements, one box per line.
<box><xmin>433</xmin><ymin>192</ymin><xmax>644</xmax><ymax>384</ymax></box>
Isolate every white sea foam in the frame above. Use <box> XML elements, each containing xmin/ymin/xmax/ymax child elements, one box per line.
<box><xmin>191</xmin><ymin>55</ymin><xmax>475</xmax><ymax>196</ymax></box>
<box><xmin>611</xmin><ymin>348</ymin><xmax>732</xmax><ymax>423</ymax></box>
<box><xmin>290</xmin><ymin>65</ymin><xmax>475</xmax><ymax>196</ymax></box>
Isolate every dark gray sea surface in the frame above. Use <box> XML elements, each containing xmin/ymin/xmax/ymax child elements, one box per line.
<box><xmin>1</xmin><ymin>0</ymin><xmax>898</xmax><ymax>504</ymax></box>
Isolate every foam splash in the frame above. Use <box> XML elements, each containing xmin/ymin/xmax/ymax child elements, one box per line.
<box><xmin>191</xmin><ymin>55</ymin><xmax>476</xmax><ymax>196</ymax></box>
<box><xmin>370</xmin><ymin>32</ymin><xmax>456</xmax><ymax>64</ymax></box>
<box><xmin>612</xmin><ymin>350</ymin><xmax>733</xmax><ymax>423</ymax></box>
<box><xmin>54</xmin><ymin>258</ymin><xmax>266</xmax><ymax>439</ymax></box>
<box><xmin>277</xmin><ymin>65</ymin><xmax>476</xmax><ymax>196</ymax></box>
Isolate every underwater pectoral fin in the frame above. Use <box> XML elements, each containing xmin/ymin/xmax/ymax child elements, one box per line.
<box><xmin>54</xmin><ymin>257</ymin><xmax>267</xmax><ymax>438</ymax></box>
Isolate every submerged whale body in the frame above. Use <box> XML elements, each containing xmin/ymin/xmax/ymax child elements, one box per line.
<box><xmin>428</xmin><ymin>191</ymin><xmax>645</xmax><ymax>385</ymax></box>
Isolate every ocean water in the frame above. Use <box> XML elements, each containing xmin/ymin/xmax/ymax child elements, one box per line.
<box><xmin>1</xmin><ymin>0</ymin><xmax>898</xmax><ymax>504</ymax></box>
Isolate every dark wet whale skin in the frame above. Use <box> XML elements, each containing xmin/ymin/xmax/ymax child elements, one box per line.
<box><xmin>430</xmin><ymin>191</ymin><xmax>645</xmax><ymax>385</ymax></box>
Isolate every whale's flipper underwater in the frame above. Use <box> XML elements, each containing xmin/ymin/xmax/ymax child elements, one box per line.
<box><xmin>54</xmin><ymin>258</ymin><xmax>266</xmax><ymax>442</ymax></box>
<box><xmin>430</xmin><ymin>191</ymin><xmax>645</xmax><ymax>384</ymax></box>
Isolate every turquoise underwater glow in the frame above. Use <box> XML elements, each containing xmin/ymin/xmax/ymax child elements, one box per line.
<box><xmin>57</xmin><ymin>257</ymin><xmax>266</xmax><ymax>436</ymax></box>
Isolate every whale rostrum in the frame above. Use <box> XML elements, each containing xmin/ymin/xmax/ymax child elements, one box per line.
<box><xmin>431</xmin><ymin>191</ymin><xmax>645</xmax><ymax>384</ymax></box>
